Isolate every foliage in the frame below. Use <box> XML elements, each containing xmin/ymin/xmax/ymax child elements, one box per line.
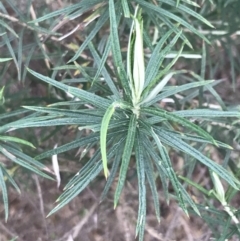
<box><xmin>1</xmin><ymin>0</ymin><xmax>240</xmax><ymax>240</ymax></box>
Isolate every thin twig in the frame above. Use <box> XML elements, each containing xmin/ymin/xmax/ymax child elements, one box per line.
<box><xmin>0</xmin><ymin>221</ymin><xmax>23</xmax><ymax>241</ymax></box>
<box><xmin>145</xmin><ymin>223</ymin><xmax>163</xmax><ymax>240</ymax></box>
<box><xmin>179</xmin><ymin>216</ymin><xmax>194</xmax><ymax>241</ymax></box>
<box><xmin>163</xmin><ymin>207</ymin><xmax>181</xmax><ymax>241</ymax></box>
<box><xmin>0</xmin><ymin>12</ymin><xmax>35</xmax><ymax>31</ymax></box>
<box><xmin>29</xmin><ymin>5</ymin><xmax>51</xmax><ymax>69</ymax></box>
<box><xmin>55</xmin><ymin>203</ymin><xmax>98</xmax><ymax>241</ymax></box>
<box><xmin>33</xmin><ymin>174</ymin><xmax>49</xmax><ymax>240</ymax></box>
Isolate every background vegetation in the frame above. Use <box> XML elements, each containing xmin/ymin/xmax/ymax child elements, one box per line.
<box><xmin>1</xmin><ymin>0</ymin><xmax>240</xmax><ymax>240</ymax></box>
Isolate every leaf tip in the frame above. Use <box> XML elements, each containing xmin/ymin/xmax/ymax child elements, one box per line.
<box><xmin>103</xmin><ymin>168</ymin><xmax>109</xmax><ymax>179</ymax></box>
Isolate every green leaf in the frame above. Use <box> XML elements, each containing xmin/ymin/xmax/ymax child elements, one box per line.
<box><xmin>17</xmin><ymin>30</ymin><xmax>23</xmax><ymax>81</ymax></box>
<box><xmin>109</xmin><ymin>0</ymin><xmax>131</xmax><ymax>97</ymax></box>
<box><xmin>179</xmin><ymin>175</ymin><xmax>210</xmax><ymax>196</ymax></box>
<box><xmin>114</xmin><ymin>114</ymin><xmax>137</xmax><ymax>208</ymax></box>
<box><xmin>152</xmin><ymin>130</ymin><xmax>188</xmax><ymax>214</ymax></box>
<box><xmin>88</xmin><ymin>41</ymin><xmax>120</xmax><ymax>97</ymax></box>
<box><xmin>144</xmin><ymin>29</ymin><xmax>178</xmax><ymax>88</ymax></box>
<box><xmin>28</xmin><ymin>2</ymin><xmax>86</xmax><ymax>23</ymax></box>
<box><xmin>157</xmin><ymin>0</ymin><xmax>214</xmax><ymax>28</ymax></box>
<box><xmin>1</xmin><ymin>166</ymin><xmax>20</xmax><ymax>194</ymax></box>
<box><xmin>48</xmin><ymin>160</ymin><xmax>103</xmax><ymax>217</ymax></box>
<box><xmin>23</xmin><ymin>106</ymin><xmax>104</xmax><ymax>117</ymax></box>
<box><xmin>1</xmin><ymin>116</ymin><xmax>101</xmax><ymax>129</ymax></box>
<box><xmin>179</xmin><ymin>79</ymin><xmax>222</xmax><ymax>105</ymax></box>
<box><xmin>0</xmin><ymin>136</ymin><xmax>35</xmax><ymax>148</ymax></box>
<box><xmin>2</xmin><ymin>34</ymin><xmax>19</xmax><ymax>80</ymax></box>
<box><xmin>63</xmin><ymin>148</ymin><xmax>102</xmax><ymax>191</ymax></box>
<box><xmin>100</xmin><ymin>103</ymin><xmax>116</xmax><ymax>178</ymax></box>
<box><xmin>27</xmin><ymin>68</ymin><xmax>111</xmax><ymax>110</ymax></box>
<box><xmin>36</xmin><ymin>132</ymin><xmax>100</xmax><ymax>160</ymax></box>
<box><xmin>163</xmin><ymin>130</ymin><xmax>232</xmax><ymax>150</ymax></box>
<box><xmin>142</xmin><ymin>107</ymin><xmax>216</xmax><ymax>145</ymax></box>
<box><xmin>175</xmin><ymin>109</ymin><xmax>240</xmax><ymax>118</ymax></box>
<box><xmin>121</xmin><ymin>0</ymin><xmax>130</xmax><ymax>18</ymax></box>
<box><xmin>36</xmin><ymin>128</ymin><xmax>127</xmax><ymax>160</ymax></box>
<box><xmin>92</xmin><ymin>38</ymin><xmax>111</xmax><ymax>81</ymax></box>
<box><xmin>151</xmin><ymin>130</ymin><xmax>199</xmax><ymax>216</ymax></box>
<box><xmin>136</xmin><ymin>0</ymin><xmax>211</xmax><ymax>43</ymax></box>
<box><xmin>144</xmin><ymin>146</ymin><xmax>161</xmax><ymax>222</ymax></box>
<box><xmin>0</xmin><ymin>58</ymin><xmax>13</xmax><ymax>62</ymax></box>
<box><xmin>178</xmin><ymin>183</ymin><xmax>200</xmax><ymax>216</ymax></box>
<box><xmin>0</xmin><ymin>19</ymin><xmax>18</xmax><ymax>38</ymax></box>
<box><xmin>49</xmin><ymin>136</ymin><xmax>122</xmax><ymax>216</ymax></box>
<box><xmin>132</xmin><ymin>8</ymin><xmax>145</xmax><ymax>104</ymax></box>
<box><xmin>144</xmin><ymin>80</ymin><xmax>214</xmax><ymax>106</ymax></box>
<box><xmin>0</xmin><ymin>145</ymin><xmax>52</xmax><ymax>180</ymax></box>
<box><xmin>143</xmin><ymin>38</ymin><xmax>185</xmax><ymax>99</ymax></box>
<box><xmin>0</xmin><ymin>86</ymin><xmax>5</xmax><ymax>101</ymax></box>
<box><xmin>155</xmin><ymin>128</ymin><xmax>240</xmax><ymax>189</ymax></box>
<box><xmin>0</xmin><ymin>165</ymin><xmax>8</xmax><ymax>221</ymax></box>
<box><xmin>101</xmin><ymin>143</ymin><xmax>124</xmax><ymax>201</ymax></box>
<box><xmin>142</xmin><ymin>134</ymin><xmax>169</xmax><ymax>203</ymax></box>
<box><xmin>135</xmin><ymin>131</ymin><xmax>146</xmax><ymax>241</ymax></box>
<box><xmin>141</xmin><ymin>72</ymin><xmax>176</xmax><ymax>104</ymax></box>
<box><xmin>1</xmin><ymin>143</ymin><xmax>48</xmax><ymax>170</ymax></box>
<box><xmin>68</xmin><ymin>10</ymin><xmax>109</xmax><ymax>63</ymax></box>
<box><xmin>0</xmin><ymin>109</ymin><xmax>30</xmax><ymax>122</ymax></box>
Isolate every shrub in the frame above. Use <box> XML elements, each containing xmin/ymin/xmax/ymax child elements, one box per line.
<box><xmin>1</xmin><ymin>0</ymin><xmax>240</xmax><ymax>240</ymax></box>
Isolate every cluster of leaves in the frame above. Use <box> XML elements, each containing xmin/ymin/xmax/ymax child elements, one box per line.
<box><xmin>1</xmin><ymin>0</ymin><xmax>240</xmax><ymax>240</ymax></box>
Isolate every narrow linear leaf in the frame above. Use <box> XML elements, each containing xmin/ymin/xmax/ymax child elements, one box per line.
<box><xmin>136</xmin><ymin>0</ymin><xmax>211</xmax><ymax>43</ymax></box>
<box><xmin>114</xmin><ymin>114</ymin><xmax>137</xmax><ymax>208</ymax></box>
<box><xmin>175</xmin><ymin>109</ymin><xmax>240</xmax><ymax>118</ymax></box>
<box><xmin>141</xmin><ymin>72</ymin><xmax>175</xmax><ymax>104</ymax></box>
<box><xmin>121</xmin><ymin>0</ymin><xmax>130</xmax><ymax>18</ymax></box>
<box><xmin>0</xmin><ymin>146</ymin><xmax>52</xmax><ymax>180</ymax></box>
<box><xmin>27</xmin><ymin>2</ymin><xmax>84</xmax><ymax>23</ymax></box>
<box><xmin>88</xmin><ymin>41</ymin><xmax>120</xmax><ymax>97</ymax></box>
<box><xmin>1</xmin><ymin>166</ymin><xmax>20</xmax><ymax>194</ymax></box>
<box><xmin>2</xmin><ymin>34</ymin><xmax>19</xmax><ymax>79</ymax></box>
<box><xmin>150</xmin><ymin>43</ymin><xmax>185</xmax><ymax>85</ymax></box>
<box><xmin>141</xmin><ymin>133</ymin><xmax>169</xmax><ymax>203</ymax></box>
<box><xmin>63</xmin><ymin>148</ymin><xmax>102</xmax><ymax>191</ymax></box>
<box><xmin>68</xmin><ymin>10</ymin><xmax>109</xmax><ymax>63</ymax></box>
<box><xmin>17</xmin><ymin>30</ymin><xmax>23</xmax><ymax>81</ymax></box>
<box><xmin>36</xmin><ymin>132</ymin><xmax>100</xmax><ymax>160</ymax></box>
<box><xmin>48</xmin><ymin>161</ymin><xmax>103</xmax><ymax>217</ymax></box>
<box><xmin>143</xmin><ymin>107</ymin><xmax>216</xmax><ymax>145</ymax></box>
<box><xmin>0</xmin><ymin>136</ymin><xmax>35</xmax><ymax>148</ymax></box>
<box><xmin>145</xmin><ymin>80</ymin><xmax>214</xmax><ymax>106</ymax></box>
<box><xmin>152</xmin><ymin>131</ymin><xmax>188</xmax><ymax>214</ymax></box>
<box><xmin>157</xmin><ymin>0</ymin><xmax>214</xmax><ymax>28</ymax></box>
<box><xmin>27</xmin><ymin>68</ymin><xmax>111</xmax><ymax>109</ymax></box>
<box><xmin>0</xmin><ymin>165</ymin><xmax>8</xmax><ymax>221</ymax></box>
<box><xmin>155</xmin><ymin>128</ymin><xmax>240</xmax><ymax>189</ymax></box>
<box><xmin>179</xmin><ymin>175</ymin><xmax>211</xmax><ymax>197</ymax></box>
<box><xmin>101</xmin><ymin>144</ymin><xmax>124</xmax><ymax>201</ymax></box>
<box><xmin>135</xmin><ymin>131</ymin><xmax>146</xmax><ymax>240</ymax></box>
<box><xmin>109</xmin><ymin>0</ymin><xmax>130</xmax><ymax>97</ymax></box>
<box><xmin>1</xmin><ymin>143</ymin><xmax>48</xmax><ymax>170</ymax></box>
<box><xmin>0</xmin><ymin>58</ymin><xmax>13</xmax><ymax>62</ymax></box>
<box><xmin>23</xmin><ymin>106</ymin><xmax>105</xmax><ymax>118</ymax></box>
<box><xmin>2</xmin><ymin>117</ymin><xmax>101</xmax><ymax>129</ymax></box>
<box><xmin>50</xmin><ymin>136</ymin><xmax>123</xmax><ymax>216</ymax></box>
<box><xmin>144</xmin><ymin>28</ymin><xmax>175</xmax><ymax>87</ymax></box>
<box><xmin>0</xmin><ymin>19</ymin><xmax>18</xmax><ymax>38</ymax></box>
<box><xmin>144</xmin><ymin>148</ymin><xmax>161</xmax><ymax>222</ymax></box>
<box><xmin>36</xmin><ymin>128</ymin><xmax>127</xmax><ymax>160</ymax></box>
<box><xmin>100</xmin><ymin>103</ymin><xmax>116</xmax><ymax>178</ymax></box>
